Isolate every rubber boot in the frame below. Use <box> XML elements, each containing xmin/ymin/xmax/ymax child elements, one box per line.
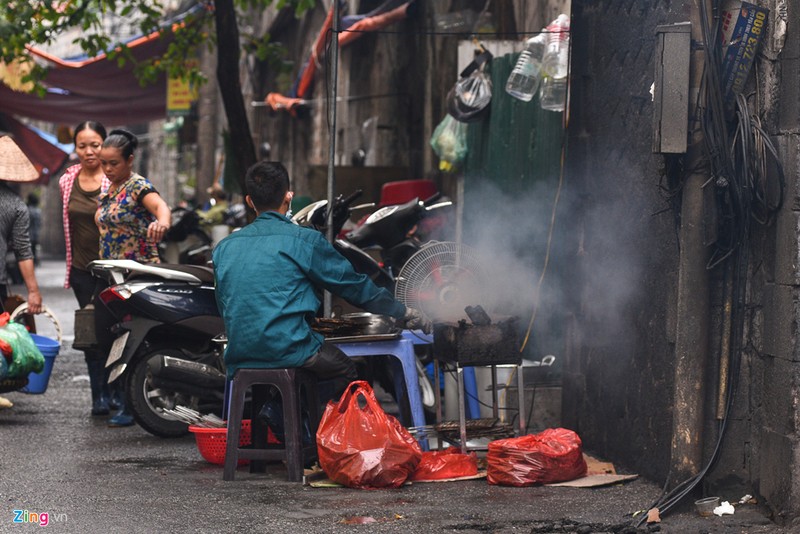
<box><xmin>108</xmin><ymin>381</ymin><xmax>134</xmax><ymax>427</ymax></box>
<box><xmin>257</xmin><ymin>397</ymin><xmax>285</xmax><ymax>442</ymax></box>
<box><xmin>257</xmin><ymin>395</ymin><xmax>312</xmax><ymax>446</ymax></box>
<box><xmin>86</xmin><ymin>358</ymin><xmax>110</xmax><ymax>416</ymax></box>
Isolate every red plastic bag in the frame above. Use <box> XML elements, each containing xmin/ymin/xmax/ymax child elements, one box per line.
<box><xmin>317</xmin><ymin>380</ymin><xmax>422</xmax><ymax>489</ymax></box>
<box><xmin>411</xmin><ymin>447</ymin><xmax>478</xmax><ymax>481</ymax></box>
<box><xmin>487</xmin><ymin>428</ymin><xmax>587</xmax><ymax>487</ymax></box>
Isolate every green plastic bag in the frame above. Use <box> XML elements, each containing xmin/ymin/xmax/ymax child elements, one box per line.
<box><xmin>430</xmin><ymin>114</ymin><xmax>468</xmax><ymax>172</ymax></box>
<box><xmin>1</xmin><ymin>322</ymin><xmax>44</xmax><ymax>378</ymax></box>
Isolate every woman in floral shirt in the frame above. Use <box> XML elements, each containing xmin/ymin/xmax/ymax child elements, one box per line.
<box><xmin>96</xmin><ymin>129</ymin><xmax>171</xmax><ymax>261</ymax></box>
<box><xmin>95</xmin><ymin>129</ymin><xmax>171</xmax><ymax>426</ymax></box>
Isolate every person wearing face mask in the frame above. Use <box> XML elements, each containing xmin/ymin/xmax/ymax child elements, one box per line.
<box><xmin>94</xmin><ymin>128</ymin><xmax>171</xmax><ymax>427</ymax></box>
<box><xmin>59</xmin><ymin>120</ymin><xmax>113</xmax><ymax>416</ymax></box>
<box><xmin>213</xmin><ymin>161</ymin><xmax>431</xmax><ymax>437</ymax></box>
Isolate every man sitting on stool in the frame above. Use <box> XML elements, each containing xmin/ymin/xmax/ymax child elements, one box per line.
<box><xmin>213</xmin><ymin>161</ymin><xmax>430</xmax><ymax>439</ymax></box>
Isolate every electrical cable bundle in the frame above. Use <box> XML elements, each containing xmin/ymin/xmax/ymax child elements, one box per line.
<box><xmin>636</xmin><ymin>0</ymin><xmax>785</xmax><ymax>526</ymax></box>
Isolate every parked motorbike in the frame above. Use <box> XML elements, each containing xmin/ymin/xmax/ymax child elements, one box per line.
<box><xmin>292</xmin><ymin>190</ymin><xmax>453</xmax><ymax>290</ymax></box>
<box><xmin>90</xmin><ymin>259</ymin><xmax>226</xmax><ymax>438</ymax></box>
<box><xmin>158</xmin><ymin>207</ymin><xmax>213</xmax><ymax>265</ymax></box>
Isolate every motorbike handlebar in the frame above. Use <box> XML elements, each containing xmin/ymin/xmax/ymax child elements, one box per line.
<box><xmin>422</xmin><ymin>192</ymin><xmax>442</xmax><ymax>206</ymax></box>
<box><xmin>338</xmin><ymin>189</ymin><xmax>364</xmax><ymax>207</ymax></box>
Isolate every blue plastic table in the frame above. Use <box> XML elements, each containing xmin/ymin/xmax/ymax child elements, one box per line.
<box><xmin>333</xmin><ymin>337</ymin><xmax>425</xmax><ymax>431</ymax></box>
<box><xmin>402</xmin><ymin>330</ymin><xmax>481</xmax><ymax>419</ymax></box>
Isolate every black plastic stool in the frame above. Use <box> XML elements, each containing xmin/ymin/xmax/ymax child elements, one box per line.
<box><xmin>223</xmin><ymin>368</ymin><xmax>320</xmax><ymax>482</ymax></box>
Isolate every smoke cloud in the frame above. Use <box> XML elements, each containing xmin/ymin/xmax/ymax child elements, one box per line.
<box><xmin>432</xmin><ymin>173</ymin><xmax>646</xmax><ymax>359</ymax></box>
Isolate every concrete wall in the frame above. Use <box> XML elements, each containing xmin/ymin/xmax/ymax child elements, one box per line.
<box><xmin>753</xmin><ymin>0</ymin><xmax>800</xmax><ymax>522</ymax></box>
<box><xmin>568</xmin><ymin>0</ymin><xmax>800</xmax><ymax>524</ymax></box>
<box><xmin>565</xmin><ymin>0</ymin><xmax>681</xmax><ymax>483</ymax></box>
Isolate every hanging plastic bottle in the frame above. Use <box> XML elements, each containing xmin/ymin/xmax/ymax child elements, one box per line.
<box><xmin>505</xmin><ymin>34</ymin><xmax>546</xmax><ymax>102</ymax></box>
<box><xmin>539</xmin><ymin>14</ymin><xmax>570</xmax><ymax>112</ymax></box>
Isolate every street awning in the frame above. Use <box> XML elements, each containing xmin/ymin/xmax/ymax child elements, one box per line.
<box><xmin>0</xmin><ymin>31</ymin><xmax>170</xmax><ymax>125</ymax></box>
<box><xmin>0</xmin><ymin>4</ymin><xmax>205</xmax><ymax>125</ymax></box>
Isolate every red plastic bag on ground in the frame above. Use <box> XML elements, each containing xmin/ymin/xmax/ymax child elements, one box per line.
<box><xmin>317</xmin><ymin>380</ymin><xmax>422</xmax><ymax>489</ymax></box>
<box><xmin>487</xmin><ymin>428</ymin><xmax>587</xmax><ymax>487</ymax></box>
<box><xmin>411</xmin><ymin>446</ymin><xmax>478</xmax><ymax>481</ymax></box>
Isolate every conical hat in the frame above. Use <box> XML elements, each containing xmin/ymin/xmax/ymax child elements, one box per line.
<box><xmin>0</xmin><ymin>136</ymin><xmax>39</xmax><ymax>183</ymax></box>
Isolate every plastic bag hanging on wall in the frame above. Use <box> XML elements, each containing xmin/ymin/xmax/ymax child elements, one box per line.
<box><xmin>447</xmin><ymin>50</ymin><xmax>493</xmax><ymax>123</ymax></box>
<box><xmin>430</xmin><ymin>114</ymin><xmax>468</xmax><ymax>172</ymax></box>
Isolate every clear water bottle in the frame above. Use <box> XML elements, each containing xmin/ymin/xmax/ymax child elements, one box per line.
<box><xmin>505</xmin><ymin>34</ymin><xmax>545</xmax><ymax>102</ymax></box>
<box><xmin>539</xmin><ymin>14</ymin><xmax>570</xmax><ymax>112</ymax></box>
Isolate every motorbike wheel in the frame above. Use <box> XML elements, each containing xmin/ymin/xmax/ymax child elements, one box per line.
<box><xmin>126</xmin><ymin>348</ymin><xmax>198</xmax><ymax>438</ymax></box>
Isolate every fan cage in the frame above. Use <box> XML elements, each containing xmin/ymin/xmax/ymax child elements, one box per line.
<box><xmin>395</xmin><ymin>241</ymin><xmax>486</xmax><ymax>322</ymax></box>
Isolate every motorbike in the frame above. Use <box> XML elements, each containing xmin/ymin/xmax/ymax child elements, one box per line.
<box><xmin>158</xmin><ymin>207</ymin><xmax>213</xmax><ymax>266</ymax></box>
<box><xmin>292</xmin><ymin>190</ymin><xmax>453</xmax><ymax>290</ymax></box>
<box><xmin>90</xmin><ymin>259</ymin><xmax>226</xmax><ymax>438</ymax></box>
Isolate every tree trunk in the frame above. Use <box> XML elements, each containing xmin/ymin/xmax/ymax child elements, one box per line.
<box><xmin>214</xmin><ymin>0</ymin><xmax>256</xmax><ymax>196</ymax></box>
<box><xmin>196</xmin><ymin>45</ymin><xmax>219</xmax><ymax>206</ymax></box>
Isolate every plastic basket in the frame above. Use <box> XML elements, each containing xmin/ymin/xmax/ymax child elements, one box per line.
<box><xmin>189</xmin><ymin>420</ymin><xmax>253</xmax><ymax>466</ymax></box>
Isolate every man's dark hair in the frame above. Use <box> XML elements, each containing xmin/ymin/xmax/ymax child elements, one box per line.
<box><xmin>245</xmin><ymin>161</ymin><xmax>290</xmax><ymax>212</ymax></box>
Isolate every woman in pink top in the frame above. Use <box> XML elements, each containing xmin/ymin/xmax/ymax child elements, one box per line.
<box><xmin>59</xmin><ymin>121</ymin><xmax>112</xmax><ymax>417</ymax></box>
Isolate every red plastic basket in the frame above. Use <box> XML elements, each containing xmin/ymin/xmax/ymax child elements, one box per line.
<box><xmin>189</xmin><ymin>420</ymin><xmax>252</xmax><ymax>466</ymax></box>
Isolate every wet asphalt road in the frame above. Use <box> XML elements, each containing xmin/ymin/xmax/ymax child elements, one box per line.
<box><xmin>0</xmin><ymin>259</ymin><xmax>791</xmax><ymax>533</ymax></box>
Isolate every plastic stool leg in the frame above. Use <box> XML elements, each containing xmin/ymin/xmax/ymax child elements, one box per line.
<box><xmin>280</xmin><ymin>374</ymin><xmax>303</xmax><ymax>482</ymax></box>
<box><xmin>392</xmin><ymin>340</ymin><xmax>425</xmax><ymax>430</ymax></box>
<box><xmin>223</xmin><ymin>375</ymin><xmax>245</xmax><ymax>481</ymax></box>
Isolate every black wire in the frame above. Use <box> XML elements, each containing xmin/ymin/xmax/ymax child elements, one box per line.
<box><xmin>640</xmin><ymin>0</ymin><xmax>785</xmax><ymax>524</ymax></box>
<box><xmin>437</xmin><ymin>368</ymin><xmax>515</xmax><ymax>412</ymax></box>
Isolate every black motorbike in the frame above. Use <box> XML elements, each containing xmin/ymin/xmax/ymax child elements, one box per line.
<box><xmin>158</xmin><ymin>207</ymin><xmax>213</xmax><ymax>266</ymax></box>
<box><xmin>292</xmin><ymin>190</ymin><xmax>453</xmax><ymax>290</ymax></box>
<box><xmin>90</xmin><ymin>259</ymin><xmax>226</xmax><ymax>438</ymax></box>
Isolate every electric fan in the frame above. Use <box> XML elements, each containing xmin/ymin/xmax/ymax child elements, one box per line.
<box><xmin>395</xmin><ymin>241</ymin><xmax>487</xmax><ymax>323</ymax></box>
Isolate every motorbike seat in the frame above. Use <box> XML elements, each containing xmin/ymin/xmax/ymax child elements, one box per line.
<box><xmin>158</xmin><ymin>263</ymin><xmax>215</xmax><ymax>283</ymax></box>
<box><xmin>128</xmin><ymin>263</ymin><xmax>215</xmax><ymax>284</ymax></box>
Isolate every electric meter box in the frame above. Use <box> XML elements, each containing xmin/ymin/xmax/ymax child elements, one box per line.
<box><xmin>652</xmin><ymin>22</ymin><xmax>691</xmax><ymax>154</ymax></box>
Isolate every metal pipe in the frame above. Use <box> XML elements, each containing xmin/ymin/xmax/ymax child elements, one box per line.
<box><xmin>324</xmin><ymin>0</ymin><xmax>341</xmax><ymax>317</ymax></box>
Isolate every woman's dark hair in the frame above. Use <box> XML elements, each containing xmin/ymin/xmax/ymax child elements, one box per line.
<box><xmin>73</xmin><ymin>121</ymin><xmax>107</xmax><ymax>144</ymax></box>
<box><xmin>103</xmin><ymin>129</ymin><xmax>138</xmax><ymax>159</ymax></box>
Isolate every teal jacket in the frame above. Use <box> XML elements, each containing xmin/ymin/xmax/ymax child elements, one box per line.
<box><xmin>213</xmin><ymin>211</ymin><xmax>406</xmax><ymax>377</ymax></box>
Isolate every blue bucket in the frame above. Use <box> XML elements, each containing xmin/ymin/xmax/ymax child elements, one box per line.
<box><xmin>22</xmin><ymin>334</ymin><xmax>60</xmax><ymax>394</ymax></box>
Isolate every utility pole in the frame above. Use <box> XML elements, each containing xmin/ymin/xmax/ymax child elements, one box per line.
<box><xmin>669</xmin><ymin>0</ymin><xmax>710</xmax><ymax>486</ymax></box>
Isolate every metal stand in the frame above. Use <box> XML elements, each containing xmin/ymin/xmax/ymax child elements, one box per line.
<box><xmin>433</xmin><ymin>360</ymin><xmax>526</xmax><ymax>453</ymax></box>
